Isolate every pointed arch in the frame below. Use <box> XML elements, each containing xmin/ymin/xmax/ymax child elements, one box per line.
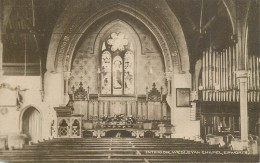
<box><xmin>19</xmin><ymin>105</ymin><xmax>42</xmax><ymax>143</ymax></box>
<box><xmin>47</xmin><ymin>1</ymin><xmax>188</xmax><ymax>74</ymax></box>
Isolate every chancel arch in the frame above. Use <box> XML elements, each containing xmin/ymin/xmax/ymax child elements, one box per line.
<box><xmin>44</xmin><ymin>1</ymin><xmax>192</xmax><ymax>140</ymax></box>
<box><xmin>47</xmin><ymin>1</ymin><xmax>190</xmax><ymax>74</ymax></box>
<box><xmin>68</xmin><ymin>14</ymin><xmax>170</xmax><ymax>121</ymax></box>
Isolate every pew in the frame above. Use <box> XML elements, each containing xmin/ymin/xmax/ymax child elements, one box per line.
<box><xmin>0</xmin><ymin>138</ymin><xmax>258</xmax><ymax>162</ymax></box>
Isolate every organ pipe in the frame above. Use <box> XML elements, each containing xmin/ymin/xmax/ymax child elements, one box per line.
<box><xmin>254</xmin><ymin>55</ymin><xmax>257</xmax><ymax>102</ymax></box>
<box><xmin>221</xmin><ymin>52</ymin><xmax>223</xmax><ymax>101</ymax></box>
<box><xmin>202</xmin><ymin>51</ymin><xmax>206</xmax><ymax>101</ymax></box>
<box><xmin>256</xmin><ymin>57</ymin><xmax>260</xmax><ymax>102</ymax></box>
<box><xmin>228</xmin><ymin>46</ymin><xmax>232</xmax><ymax>101</ymax></box>
<box><xmin>212</xmin><ymin>50</ymin><xmax>216</xmax><ymax>101</ymax></box>
<box><xmin>209</xmin><ymin>47</ymin><xmax>212</xmax><ymax>101</ymax></box>
<box><xmin>201</xmin><ymin>44</ymin><xmax>260</xmax><ymax>102</ymax></box>
<box><xmin>249</xmin><ymin>55</ymin><xmax>252</xmax><ymax>102</ymax></box>
<box><xmin>232</xmin><ymin>45</ymin><xmax>236</xmax><ymax>102</ymax></box>
<box><xmin>216</xmin><ymin>52</ymin><xmax>220</xmax><ymax>101</ymax></box>
<box><xmin>225</xmin><ymin>49</ymin><xmax>228</xmax><ymax>101</ymax></box>
<box><xmin>226</xmin><ymin>48</ymin><xmax>229</xmax><ymax>101</ymax></box>
<box><xmin>205</xmin><ymin>48</ymin><xmax>209</xmax><ymax>100</ymax></box>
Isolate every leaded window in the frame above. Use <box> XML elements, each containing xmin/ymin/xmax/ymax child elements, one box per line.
<box><xmin>101</xmin><ymin>32</ymin><xmax>134</xmax><ymax>95</ymax></box>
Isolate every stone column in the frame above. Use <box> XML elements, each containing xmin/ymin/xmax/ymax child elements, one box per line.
<box><xmin>171</xmin><ymin>73</ymin><xmax>200</xmax><ymax>139</ymax></box>
<box><xmin>190</xmin><ymin>91</ymin><xmax>198</xmax><ymax>121</ymax></box>
<box><xmin>63</xmin><ymin>71</ymin><xmax>71</xmax><ymax>104</ymax></box>
<box><xmin>44</xmin><ymin>71</ymin><xmax>63</xmax><ymax>105</ymax></box>
<box><xmin>165</xmin><ymin>72</ymin><xmax>174</xmax><ymax>127</ymax></box>
<box><xmin>236</xmin><ymin>70</ymin><xmax>249</xmax><ymax>142</ymax></box>
<box><xmin>165</xmin><ymin>72</ymin><xmax>173</xmax><ymax>96</ymax></box>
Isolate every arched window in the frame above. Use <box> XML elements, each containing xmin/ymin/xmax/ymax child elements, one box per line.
<box><xmin>101</xmin><ymin>32</ymin><xmax>134</xmax><ymax>95</ymax></box>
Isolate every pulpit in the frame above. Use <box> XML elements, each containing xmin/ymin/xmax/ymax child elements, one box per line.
<box><xmin>54</xmin><ymin>106</ymin><xmax>84</xmax><ymax>138</ymax></box>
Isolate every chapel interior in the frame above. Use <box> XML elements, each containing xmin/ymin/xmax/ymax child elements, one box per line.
<box><xmin>0</xmin><ymin>0</ymin><xmax>259</xmax><ymax>162</ymax></box>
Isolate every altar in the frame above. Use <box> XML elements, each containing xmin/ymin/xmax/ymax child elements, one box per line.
<box><xmin>54</xmin><ymin>83</ymin><xmax>173</xmax><ymax>138</ymax></box>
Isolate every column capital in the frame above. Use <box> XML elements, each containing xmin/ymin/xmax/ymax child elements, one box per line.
<box><xmin>236</xmin><ymin>70</ymin><xmax>249</xmax><ymax>78</ymax></box>
<box><xmin>190</xmin><ymin>91</ymin><xmax>198</xmax><ymax>101</ymax></box>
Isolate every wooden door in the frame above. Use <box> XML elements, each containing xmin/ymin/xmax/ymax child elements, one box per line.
<box><xmin>22</xmin><ymin>107</ymin><xmax>41</xmax><ymax>143</ymax></box>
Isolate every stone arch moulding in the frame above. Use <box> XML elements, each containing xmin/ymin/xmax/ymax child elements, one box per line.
<box><xmin>19</xmin><ymin>105</ymin><xmax>42</xmax><ymax>136</ymax></box>
<box><xmin>51</xmin><ymin>2</ymin><xmax>188</xmax><ymax>74</ymax></box>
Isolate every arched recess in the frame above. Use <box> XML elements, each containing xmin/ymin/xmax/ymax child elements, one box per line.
<box><xmin>47</xmin><ymin>1</ymin><xmax>189</xmax><ymax>74</ymax></box>
<box><xmin>19</xmin><ymin>106</ymin><xmax>42</xmax><ymax>143</ymax></box>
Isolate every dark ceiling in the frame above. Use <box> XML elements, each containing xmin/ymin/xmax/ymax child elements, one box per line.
<box><xmin>2</xmin><ymin>0</ymin><xmax>68</xmax><ymax>63</ymax></box>
<box><xmin>2</xmin><ymin>0</ymin><xmax>235</xmax><ymax>75</ymax></box>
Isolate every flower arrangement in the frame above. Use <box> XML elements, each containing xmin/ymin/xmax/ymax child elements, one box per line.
<box><xmin>126</xmin><ymin>115</ymin><xmax>136</xmax><ymax>124</ymax></box>
<box><xmin>100</xmin><ymin>114</ymin><xmax>136</xmax><ymax>128</ymax></box>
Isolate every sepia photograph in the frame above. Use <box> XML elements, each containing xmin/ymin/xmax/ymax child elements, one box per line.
<box><xmin>0</xmin><ymin>0</ymin><xmax>259</xmax><ymax>162</ymax></box>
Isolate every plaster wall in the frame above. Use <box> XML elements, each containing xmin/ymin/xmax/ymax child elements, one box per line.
<box><xmin>170</xmin><ymin>73</ymin><xmax>200</xmax><ymax>138</ymax></box>
<box><xmin>0</xmin><ymin>75</ymin><xmax>60</xmax><ymax>141</ymax></box>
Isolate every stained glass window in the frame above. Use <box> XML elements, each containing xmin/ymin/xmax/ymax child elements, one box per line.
<box><xmin>113</xmin><ymin>56</ymin><xmax>123</xmax><ymax>94</ymax></box>
<box><xmin>124</xmin><ymin>51</ymin><xmax>134</xmax><ymax>94</ymax></box>
<box><xmin>101</xmin><ymin>32</ymin><xmax>135</xmax><ymax>95</ymax></box>
<box><xmin>101</xmin><ymin>51</ymin><xmax>111</xmax><ymax>94</ymax></box>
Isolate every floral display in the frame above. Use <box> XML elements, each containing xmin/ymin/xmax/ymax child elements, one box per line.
<box><xmin>100</xmin><ymin>114</ymin><xmax>136</xmax><ymax>128</ymax></box>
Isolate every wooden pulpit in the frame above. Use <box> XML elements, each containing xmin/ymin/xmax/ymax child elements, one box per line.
<box><xmin>54</xmin><ymin>106</ymin><xmax>84</xmax><ymax>138</ymax></box>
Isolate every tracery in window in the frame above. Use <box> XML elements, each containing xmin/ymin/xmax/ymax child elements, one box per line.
<box><xmin>107</xmin><ymin>33</ymin><xmax>128</xmax><ymax>51</ymax></box>
<box><xmin>101</xmin><ymin>32</ymin><xmax>134</xmax><ymax>95</ymax></box>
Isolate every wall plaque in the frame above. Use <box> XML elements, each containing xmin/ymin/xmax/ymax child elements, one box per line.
<box><xmin>176</xmin><ymin>88</ymin><xmax>190</xmax><ymax>107</ymax></box>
